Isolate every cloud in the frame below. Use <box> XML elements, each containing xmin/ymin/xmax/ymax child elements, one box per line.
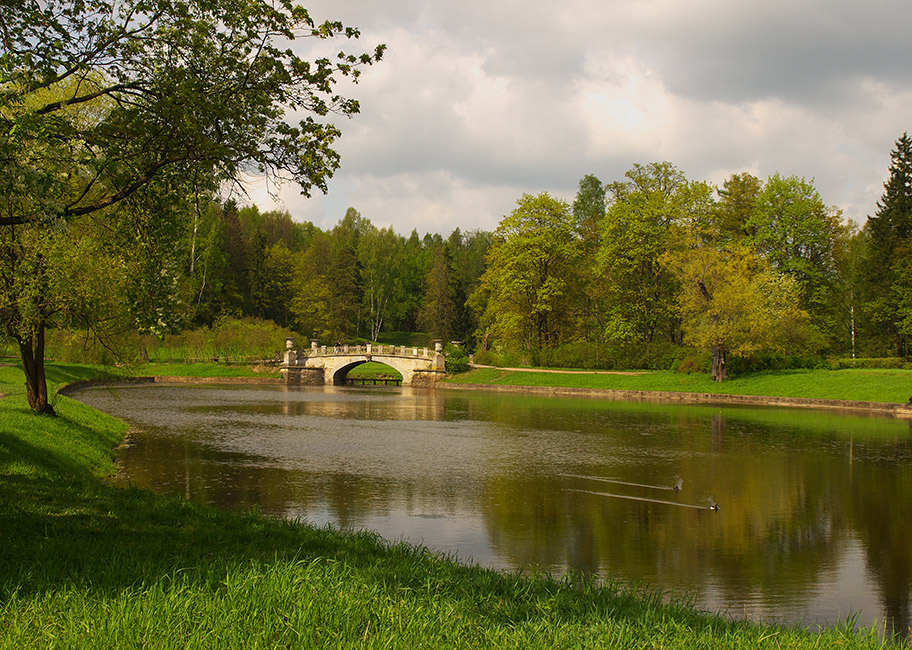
<box><xmin>247</xmin><ymin>0</ymin><xmax>912</xmax><ymax>234</ymax></box>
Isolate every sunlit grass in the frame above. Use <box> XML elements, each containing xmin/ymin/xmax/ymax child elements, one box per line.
<box><xmin>446</xmin><ymin>367</ymin><xmax>912</xmax><ymax>404</ymax></box>
<box><xmin>127</xmin><ymin>361</ymin><xmax>282</xmax><ymax>379</ymax></box>
<box><xmin>347</xmin><ymin>361</ymin><xmax>404</xmax><ymax>380</ymax></box>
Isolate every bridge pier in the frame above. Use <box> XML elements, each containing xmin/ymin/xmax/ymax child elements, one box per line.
<box><xmin>281</xmin><ymin>366</ymin><xmax>326</xmax><ymax>386</ymax></box>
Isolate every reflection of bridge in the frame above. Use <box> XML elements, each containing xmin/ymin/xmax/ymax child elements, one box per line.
<box><xmin>280</xmin><ymin>340</ymin><xmax>447</xmax><ymax>387</ymax></box>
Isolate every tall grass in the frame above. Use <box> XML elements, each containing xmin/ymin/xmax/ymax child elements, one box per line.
<box><xmin>0</xmin><ymin>317</ymin><xmax>297</xmax><ymax>366</ymax></box>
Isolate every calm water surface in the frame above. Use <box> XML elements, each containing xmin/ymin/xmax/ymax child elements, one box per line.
<box><xmin>74</xmin><ymin>383</ymin><xmax>912</xmax><ymax>635</ymax></box>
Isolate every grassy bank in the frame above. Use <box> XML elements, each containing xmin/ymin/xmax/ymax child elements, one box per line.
<box><xmin>125</xmin><ymin>361</ymin><xmax>282</xmax><ymax>379</ymax></box>
<box><xmin>447</xmin><ymin>367</ymin><xmax>912</xmax><ymax>404</ymax></box>
<box><xmin>0</xmin><ymin>364</ymin><xmax>905</xmax><ymax>648</ymax></box>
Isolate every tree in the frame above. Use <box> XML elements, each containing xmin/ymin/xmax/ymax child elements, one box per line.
<box><xmin>0</xmin><ymin>0</ymin><xmax>384</xmax><ymax>413</ymax></box>
<box><xmin>358</xmin><ymin>225</ymin><xmax>407</xmax><ymax>341</ymax></box>
<box><xmin>571</xmin><ymin>174</ymin><xmax>606</xmax><ymax>251</ymax></box>
<box><xmin>663</xmin><ymin>242</ymin><xmax>809</xmax><ymax>381</ymax></box>
<box><xmin>716</xmin><ymin>173</ymin><xmax>762</xmax><ymax>239</ymax></box>
<box><xmin>595</xmin><ymin>163</ymin><xmax>704</xmax><ymax>345</ymax></box>
<box><xmin>746</xmin><ymin>174</ymin><xmax>841</xmax><ymax>346</ymax></box>
<box><xmin>891</xmin><ymin>238</ymin><xmax>912</xmax><ymax>352</ymax></box>
<box><xmin>831</xmin><ymin>220</ymin><xmax>865</xmax><ymax>357</ymax></box>
<box><xmin>290</xmin><ymin>235</ymin><xmax>334</xmax><ymax>340</ymax></box>
<box><xmin>470</xmin><ymin>193</ymin><xmax>579</xmax><ymax>360</ymax></box>
<box><xmin>862</xmin><ymin>133</ymin><xmax>912</xmax><ymax>357</ymax></box>
<box><xmin>448</xmin><ymin>228</ymin><xmax>492</xmax><ymax>344</ymax></box>
<box><xmin>419</xmin><ymin>243</ymin><xmax>459</xmax><ymax>340</ymax></box>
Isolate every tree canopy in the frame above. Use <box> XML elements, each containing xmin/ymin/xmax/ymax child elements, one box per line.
<box><xmin>0</xmin><ymin>0</ymin><xmax>384</xmax><ymax>413</ymax></box>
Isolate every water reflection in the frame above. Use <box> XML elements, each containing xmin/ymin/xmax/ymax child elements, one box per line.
<box><xmin>75</xmin><ymin>383</ymin><xmax>912</xmax><ymax>637</ymax></box>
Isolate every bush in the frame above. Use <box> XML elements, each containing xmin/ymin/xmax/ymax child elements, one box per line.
<box><xmin>725</xmin><ymin>351</ymin><xmax>829</xmax><ymax>375</ymax></box>
<box><xmin>443</xmin><ymin>343</ymin><xmax>470</xmax><ymax>374</ymax></box>
<box><xmin>376</xmin><ymin>331</ymin><xmax>433</xmax><ymax>348</ymax></box>
<box><xmin>43</xmin><ymin>328</ymin><xmax>143</xmax><ymax>365</ymax></box>
<box><xmin>473</xmin><ymin>341</ymin><xmax>693</xmax><ymax>371</ymax></box>
<box><xmin>833</xmin><ymin>357</ymin><xmax>910</xmax><ymax>370</ymax></box>
<box><xmin>676</xmin><ymin>354</ymin><xmax>710</xmax><ymax>374</ymax></box>
<box><xmin>40</xmin><ymin>317</ymin><xmax>298</xmax><ymax>365</ymax></box>
<box><xmin>472</xmin><ymin>346</ymin><xmax>525</xmax><ymax>368</ymax></box>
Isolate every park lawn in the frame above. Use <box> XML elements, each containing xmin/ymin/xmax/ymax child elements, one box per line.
<box><xmin>0</xmin><ymin>363</ymin><xmax>903</xmax><ymax>649</ymax></box>
<box><xmin>0</xmin><ymin>362</ymin><xmax>280</xmax><ymax>397</ymax></box>
<box><xmin>446</xmin><ymin>367</ymin><xmax>912</xmax><ymax>404</ymax></box>
<box><xmin>347</xmin><ymin>360</ymin><xmax>404</xmax><ymax>380</ymax></box>
<box><xmin>125</xmin><ymin>361</ymin><xmax>282</xmax><ymax>379</ymax></box>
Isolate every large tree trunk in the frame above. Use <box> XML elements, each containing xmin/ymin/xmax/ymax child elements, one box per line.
<box><xmin>711</xmin><ymin>345</ymin><xmax>727</xmax><ymax>382</ymax></box>
<box><xmin>16</xmin><ymin>323</ymin><xmax>55</xmax><ymax>416</ymax></box>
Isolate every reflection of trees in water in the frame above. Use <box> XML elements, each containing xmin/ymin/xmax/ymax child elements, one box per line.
<box><xmin>711</xmin><ymin>413</ymin><xmax>725</xmax><ymax>451</ymax></box>
<box><xmin>476</xmin><ymin>407</ymin><xmax>855</xmax><ymax>614</ymax></box>
<box><xmin>842</xmin><ymin>441</ymin><xmax>912</xmax><ymax>639</ymax></box>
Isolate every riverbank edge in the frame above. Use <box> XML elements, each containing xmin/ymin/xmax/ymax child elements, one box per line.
<box><xmin>56</xmin><ymin>375</ymin><xmax>284</xmax><ymax>396</ymax></box>
<box><xmin>58</xmin><ymin>373</ymin><xmax>912</xmax><ymax>419</ymax></box>
<box><xmin>437</xmin><ymin>381</ymin><xmax>912</xmax><ymax>419</ymax></box>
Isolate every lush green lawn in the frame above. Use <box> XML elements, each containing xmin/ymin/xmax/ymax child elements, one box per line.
<box><xmin>447</xmin><ymin>367</ymin><xmax>912</xmax><ymax>404</ymax></box>
<box><xmin>347</xmin><ymin>360</ymin><xmax>404</xmax><ymax>380</ymax></box>
<box><xmin>0</xmin><ymin>363</ymin><xmax>906</xmax><ymax>648</ymax></box>
<box><xmin>127</xmin><ymin>361</ymin><xmax>282</xmax><ymax>379</ymax></box>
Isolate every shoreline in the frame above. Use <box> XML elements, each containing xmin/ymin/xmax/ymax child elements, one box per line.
<box><xmin>437</xmin><ymin>381</ymin><xmax>912</xmax><ymax>419</ymax></box>
<box><xmin>59</xmin><ymin>373</ymin><xmax>912</xmax><ymax>419</ymax></box>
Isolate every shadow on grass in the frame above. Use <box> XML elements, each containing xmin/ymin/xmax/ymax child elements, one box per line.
<box><xmin>0</xmin><ymin>431</ymin><xmax>730</xmax><ymax>638</ymax></box>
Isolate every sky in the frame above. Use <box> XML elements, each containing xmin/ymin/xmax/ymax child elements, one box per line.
<box><xmin>245</xmin><ymin>0</ymin><xmax>912</xmax><ymax>236</ymax></box>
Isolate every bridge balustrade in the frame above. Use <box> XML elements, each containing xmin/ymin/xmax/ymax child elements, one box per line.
<box><xmin>294</xmin><ymin>344</ymin><xmax>433</xmax><ymax>359</ymax></box>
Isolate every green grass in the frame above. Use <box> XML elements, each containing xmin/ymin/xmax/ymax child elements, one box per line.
<box><xmin>347</xmin><ymin>361</ymin><xmax>404</xmax><ymax>380</ymax></box>
<box><xmin>0</xmin><ymin>363</ymin><xmax>906</xmax><ymax>648</ymax></box>
<box><xmin>125</xmin><ymin>361</ymin><xmax>282</xmax><ymax>379</ymax></box>
<box><xmin>446</xmin><ymin>367</ymin><xmax>912</xmax><ymax>404</ymax></box>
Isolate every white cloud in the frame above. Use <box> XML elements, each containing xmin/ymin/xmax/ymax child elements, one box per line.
<box><xmin>246</xmin><ymin>0</ymin><xmax>912</xmax><ymax>234</ymax></box>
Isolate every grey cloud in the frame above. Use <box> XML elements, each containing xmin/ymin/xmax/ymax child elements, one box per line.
<box><xmin>265</xmin><ymin>0</ymin><xmax>911</xmax><ymax>234</ymax></box>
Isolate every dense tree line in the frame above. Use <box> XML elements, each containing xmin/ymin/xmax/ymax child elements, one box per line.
<box><xmin>7</xmin><ymin>135</ymin><xmax>909</xmax><ymax>388</ymax></box>
<box><xmin>174</xmin><ymin>201</ymin><xmax>492</xmax><ymax>346</ymax></box>
<box><xmin>472</xmin><ymin>135</ymin><xmax>912</xmax><ymax>378</ymax></box>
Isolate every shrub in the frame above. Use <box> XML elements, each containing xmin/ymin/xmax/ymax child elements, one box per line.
<box><xmin>725</xmin><ymin>351</ymin><xmax>828</xmax><ymax>375</ymax></box>
<box><xmin>39</xmin><ymin>318</ymin><xmax>298</xmax><ymax>365</ymax></box>
<box><xmin>676</xmin><ymin>354</ymin><xmax>710</xmax><ymax>374</ymax></box>
<box><xmin>834</xmin><ymin>357</ymin><xmax>909</xmax><ymax>370</ymax></box>
<box><xmin>443</xmin><ymin>343</ymin><xmax>470</xmax><ymax>374</ymax></box>
<box><xmin>472</xmin><ymin>346</ymin><xmax>525</xmax><ymax>368</ymax></box>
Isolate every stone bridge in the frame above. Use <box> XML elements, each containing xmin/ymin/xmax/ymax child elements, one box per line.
<box><xmin>280</xmin><ymin>339</ymin><xmax>447</xmax><ymax>387</ymax></box>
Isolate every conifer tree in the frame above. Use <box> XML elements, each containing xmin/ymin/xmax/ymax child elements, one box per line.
<box><xmin>862</xmin><ymin>133</ymin><xmax>912</xmax><ymax>356</ymax></box>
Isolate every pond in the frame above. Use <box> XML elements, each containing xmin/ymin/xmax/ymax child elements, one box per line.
<box><xmin>73</xmin><ymin>383</ymin><xmax>912</xmax><ymax>636</ymax></box>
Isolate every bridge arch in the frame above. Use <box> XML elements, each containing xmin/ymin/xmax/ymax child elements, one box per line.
<box><xmin>329</xmin><ymin>359</ymin><xmax>403</xmax><ymax>385</ymax></box>
<box><xmin>324</xmin><ymin>355</ymin><xmax>423</xmax><ymax>385</ymax></box>
<box><xmin>281</xmin><ymin>342</ymin><xmax>448</xmax><ymax>387</ymax></box>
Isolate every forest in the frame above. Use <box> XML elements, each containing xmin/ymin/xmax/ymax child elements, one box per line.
<box><xmin>15</xmin><ymin>134</ymin><xmax>912</xmax><ymax>385</ymax></box>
